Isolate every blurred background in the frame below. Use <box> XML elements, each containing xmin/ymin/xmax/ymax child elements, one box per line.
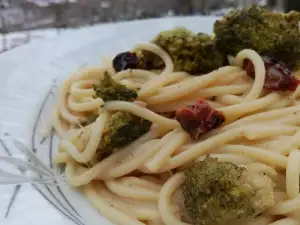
<box><xmin>0</xmin><ymin>0</ymin><xmax>299</xmax><ymax>53</ymax></box>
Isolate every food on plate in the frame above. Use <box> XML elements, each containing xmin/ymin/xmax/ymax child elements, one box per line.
<box><xmin>183</xmin><ymin>157</ymin><xmax>275</xmax><ymax>225</ymax></box>
<box><xmin>53</xmin><ymin>6</ymin><xmax>300</xmax><ymax>225</ymax></box>
<box><xmin>113</xmin><ymin>52</ymin><xmax>140</xmax><ymax>72</ymax></box>
<box><xmin>139</xmin><ymin>27</ymin><xmax>226</xmax><ymax>74</ymax></box>
<box><xmin>97</xmin><ymin>111</ymin><xmax>152</xmax><ymax>155</ymax></box>
<box><xmin>175</xmin><ymin>100</ymin><xmax>225</xmax><ymax>139</ymax></box>
<box><xmin>93</xmin><ymin>72</ymin><xmax>138</xmax><ymax>101</ymax></box>
<box><xmin>244</xmin><ymin>56</ymin><xmax>300</xmax><ymax>91</ymax></box>
<box><xmin>214</xmin><ymin>6</ymin><xmax>300</xmax><ymax>70</ymax></box>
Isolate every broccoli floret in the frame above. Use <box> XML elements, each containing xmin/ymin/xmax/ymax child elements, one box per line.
<box><xmin>98</xmin><ymin>112</ymin><xmax>152</xmax><ymax>157</ymax></box>
<box><xmin>93</xmin><ymin>72</ymin><xmax>137</xmax><ymax>101</ymax></box>
<box><xmin>182</xmin><ymin>156</ymin><xmax>275</xmax><ymax>225</ymax></box>
<box><xmin>137</xmin><ymin>50</ymin><xmax>165</xmax><ymax>70</ymax></box>
<box><xmin>214</xmin><ymin>6</ymin><xmax>300</xmax><ymax>69</ymax></box>
<box><xmin>70</xmin><ymin>112</ymin><xmax>151</xmax><ymax>162</ymax></box>
<box><xmin>140</xmin><ymin>27</ymin><xmax>226</xmax><ymax>74</ymax></box>
<box><xmin>81</xmin><ymin>114</ymin><xmax>98</xmax><ymax>127</ymax></box>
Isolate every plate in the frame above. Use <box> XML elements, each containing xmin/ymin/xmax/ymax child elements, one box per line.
<box><xmin>0</xmin><ymin>16</ymin><xmax>218</xmax><ymax>225</ymax></box>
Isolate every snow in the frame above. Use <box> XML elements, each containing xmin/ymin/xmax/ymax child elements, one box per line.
<box><xmin>25</xmin><ymin>0</ymin><xmax>77</xmax><ymax>7</ymax></box>
<box><xmin>0</xmin><ymin>28</ymin><xmax>72</xmax><ymax>52</ymax></box>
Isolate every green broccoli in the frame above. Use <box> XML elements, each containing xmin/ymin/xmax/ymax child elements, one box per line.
<box><xmin>140</xmin><ymin>27</ymin><xmax>227</xmax><ymax>74</ymax></box>
<box><xmin>182</xmin><ymin>156</ymin><xmax>275</xmax><ymax>225</ymax></box>
<box><xmin>81</xmin><ymin>114</ymin><xmax>99</xmax><ymax>127</ymax></box>
<box><xmin>76</xmin><ymin>111</ymin><xmax>152</xmax><ymax>162</ymax></box>
<box><xmin>214</xmin><ymin>6</ymin><xmax>300</xmax><ymax>70</ymax></box>
<box><xmin>93</xmin><ymin>72</ymin><xmax>137</xmax><ymax>101</ymax></box>
<box><xmin>97</xmin><ymin>111</ymin><xmax>152</xmax><ymax>157</ymax></box>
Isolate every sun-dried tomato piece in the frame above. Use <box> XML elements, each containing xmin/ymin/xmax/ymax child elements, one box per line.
<box><xmin>113</xmin><ymin>52</ymin><xmax>139</xmax><ymax>72</ymax></box>
<box><xmin>176</xmin><ymin>100</ymin><xmax>225</xmax><ymax>139</ymax></box>
<box><xmin>159</xmin><ymin>111</ymin><xmax>176</xmax><ymax>119</ymax></box>
<box><xmin>244</xmin><ymin>56</ymin><xmax>300</xmax><ymax>92</ymax></box>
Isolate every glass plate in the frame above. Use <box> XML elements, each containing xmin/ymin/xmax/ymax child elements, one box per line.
<box><xmin>0</xmin><ymin>17</ymin><xmax>217</xmax><ymax>225</ymax></box>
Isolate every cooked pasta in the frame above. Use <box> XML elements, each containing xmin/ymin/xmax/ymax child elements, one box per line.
<box><xmin>53</xmin><ymin>6</ymin><xmax>300</xmax><ymax>225</ymax></box>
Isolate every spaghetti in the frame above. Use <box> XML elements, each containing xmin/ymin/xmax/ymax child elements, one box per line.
<box><xmin>52</xmin><ymin>12</ymin><xmax>300</xmax><ymax>225</ymax></box>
